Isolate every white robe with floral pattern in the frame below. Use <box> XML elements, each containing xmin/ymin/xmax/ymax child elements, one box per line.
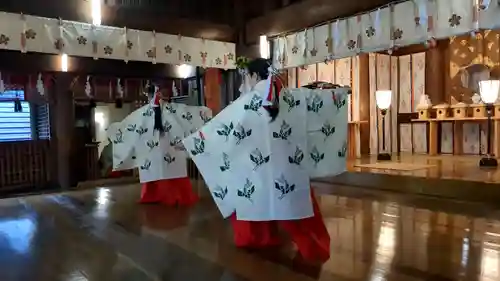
<box><xmin>183</xmin><ymin>86</ymin><xmax>348</xmax><ymax>221</ymax></box>
<box><xmin>109</xmin><ymin>102</ymin><xmax>212</xmax><ymax>183</ymax></box>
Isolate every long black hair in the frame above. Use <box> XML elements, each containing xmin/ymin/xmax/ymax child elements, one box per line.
<box><xmin>246</xmin><ymin>58</ymin><xmax>279</xmax><ymax>122</ymax></box>
<box><xmin>145</xmin><ymin>83</ymin><xmax>164</xmax><ymax>134</ymax></box>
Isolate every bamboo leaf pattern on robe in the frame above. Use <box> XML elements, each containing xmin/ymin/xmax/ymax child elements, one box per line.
<box><xmin>213</xmin><ymin>185</ymin><xmax>228</xmax><ymax>200</ymax></box>
<box><xmin>170</xmin><ymin>136</ymin><xmax>185</xmax><ymax>151</ymax></box>
<box><xmin>237</xmin><ymin>178</ymin><xmax>255</xmax><ymax>202</ymax></box>
<box><xmin>200</xmin><ymin>110</ymin><xmax>211</xmax><ymax>123</ymax></box>
<box><xmin>310</xmin><ymin>146</ymin><xmax>325</xmax><ymax>167</ymax></box>
<box><xmin>146</xmin><ymin>140</ymin><xmax>159</xmax><ymax>150</ymax></box>
<box><xmin>306</xmin><ymin>94</ymin><xmax>323</xmax><ymax>113</ymax></box>
<box><xmin>190</xmin><ymin>132</ymin><xmax>206</xmax><ymax>156</ymax></box>
<box><xmin>136</xmin><ymin>126</ymin><xmax>148</xmax><ymax>136</ymax></box>
<box><xmin>182</xmin><ymin>112</ymin><xmax>193</xmax><ymax>122</ymax></box>
<box><xmin>113</xmin><ymin>129</ymin><xmax>124</xmax><ymax>144</ymax></box>
<box><xmin>165</xmin><ymin>104</ymin><xmax>176</xmax><ymax>114</ymax></box>
<box><xmin>338</xmin><ymin>141</ymin><xmax>347</xmax><ymax>157</ymax></box>
<box><xmin>126</xmin><ymin>124</ymin><xmax>136</xmax><ymax>132</ymax></box>
<box><xmin>272</xmin><ymin>120</ymin><xmax>292</xmax><ymax>141</ymax></box>
<box><xmin>142</xmin><ymin>107</ymin><xmax>153</xmax><ymax>117</ymax></box>
<box><xmin>163</xmin><ymin>153</ymin><xmax>176</xmax><ymax>164</ymax></box>
<box><xmin>332</xmin><ymin>92</ymin><xmax>346</xmax><ymax>110</ymax></box>
<box><xmin>219</xmin><ymin>152</ymin><xmax>230</xmax><ymax>172</ymax></box>
<box><xmin>163</xmin><ymin>121</ymin><xmax>172</xmax><ymax>132</ymax></box>
<box><xmin>288</xmin><ymin>146</ymin><xmax>304</xmax><ymax>165</ymax></box>
<box><xmin>233</xmin><ymin>124</ymin><xmax>252</xmax><ymax>145</ymax></box>
<box><xmin>249</xmin><ymin>148</ymin><xmax>270</xmax><ymax>170</ymax></box>
<box><xmin>274</xmin><ymin>174</ymin><xmax>296</xmax><ymax>200</ymax></box>
<box><xmin>216</xmin><ymin>122</ymin><xmax>234</xmax><ymax>141</ymax></box>
<box><xmin>282</xmin><ymin>90</ymin><xmax>301</xmax><ymax>112</ymax></box>
<box><xmin>243</xmin><ymin>94</ymin><xmax>263</xmax><ymax>115</ymax></box>
<box><xmin>320</xmin><ymin>122</ymin><xmax>335</xmax><ymax>141</ymax></box>
<box><xmin>140</xmin><ymin>159</ymin><xmax>152</xmax><ymax>170</ymax></box>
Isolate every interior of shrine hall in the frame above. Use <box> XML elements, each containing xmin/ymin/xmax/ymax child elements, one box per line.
<box><xmin>0</xmin><ymin>0</ymin><xmax>500</xmax><ymax>280</ymax></box>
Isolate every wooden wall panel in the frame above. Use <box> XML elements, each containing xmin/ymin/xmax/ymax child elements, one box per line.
<box><xmin>400</xmin><ymin>124</ymin><xmax>412</xmax><ymax>152</ymax></box>
<box><xmin>398</xmin><ymin>55</ymin><xmax>412</xmax><ymax>114</ymax></box>
<box><xmin>411</xmin><ymin>52</ymin><xmax>427</xmax><ymax>154</ymax></box>
<box><xmin>412</xmin><ymin>53</ymin><xmax>426</xmax><ymax>112</ymax></box>
<box><xmin>391</xmin><ymin>57</ymin><xmax>399</xmax><ymax>153</ymax></box>
<box><xmin>352</xmin><ymin>57</ymin><xmax>360</xmax><ymax>122</ymax></box>
<box><xmin>369</xmin><ymin>54</ymin><xmax>378</xmax><ymax>155</ymax></box>
<box><xmin>335</xmin><ymin>58</ymin><xmax>352</xmax><ymax>121</ymax></box>
<box><xmin>297</xmin><ymin>64</ymin><xmax>317</xmax><ymax>86</ymax></box>
<box><xmin>441</xmin><ymin>123</ymin><xmax>453</xmax><ymax>154</ymax></box>
<box><xmin>287</xmin><ymin>68</ymin><xmax>297</xmax><ymax>88</ymax></box>
<box><xmin>0</xmin><ymin>141</ymin><xmax>50</xmax><ymax>190</ymax></box>
<box><xmin>317</xmin><ymin>62</ymin><xmax>335</xmax><ymax>84</ymax></box>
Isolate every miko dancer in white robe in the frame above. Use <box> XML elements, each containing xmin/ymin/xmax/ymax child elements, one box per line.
<box><xmin>184</xmin><ymin>58</ymin><xmax>348</xmax><ymax>263</ymax></box>
<box><xmin>111</xmin><ymin>83</ymin><xmax>211</xmax><ymax>206</ymax></box>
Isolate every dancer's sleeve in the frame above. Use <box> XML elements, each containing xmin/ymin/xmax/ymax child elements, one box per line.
<box><xmin>108</xmin><ymin>108</ymin><xmax>147</xmax><ymax>171</ymax></box>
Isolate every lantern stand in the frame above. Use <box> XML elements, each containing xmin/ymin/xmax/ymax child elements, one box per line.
<box><xmin>479</xmin><ymin>80</ymin><xmax>499</xmax><ymax>167</ymax></box>
<box><xmin>376</xmin><ymin>90</ymin><xmax>392</xmax><ymax>161</ymax></box>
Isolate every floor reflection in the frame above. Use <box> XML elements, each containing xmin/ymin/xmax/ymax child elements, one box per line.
<box><xmin>349</xmin><ymin>153</ymin><xmax>500</xmax><ymax>183</ymax></box>
<box><xmin>0</xmin><ymin>184</ymin><xmax>499</xmax><ymax>280</ymax></box>
<box><xmin>0</xmin><ymin>217</ymin><xmax>36</xmax><ymax>255</ymax></box>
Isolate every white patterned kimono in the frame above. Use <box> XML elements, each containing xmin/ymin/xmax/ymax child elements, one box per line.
<box><xmin>184</xmin><ymin>85</ymin><xmax>349</xmax><ymax>221</ymax></box>
<box><xmin>109</xmin><ymin>102</ymin><xmax>212</xmax><ymax>183</ymax></box>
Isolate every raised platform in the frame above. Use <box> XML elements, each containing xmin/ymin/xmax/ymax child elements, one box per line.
<box><xmin>314</xmin><ymin>154</ymin><xmax>500</xmax><ymax>206</ymax></box>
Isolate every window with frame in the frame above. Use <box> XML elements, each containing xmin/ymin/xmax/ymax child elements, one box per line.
<box><xmin>0</xmin><ymin>90</ymin><xmax>32</xmax><ymax>142</ymax></box>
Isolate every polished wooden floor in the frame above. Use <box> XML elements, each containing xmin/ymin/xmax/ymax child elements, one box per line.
<box><xmin>349</xmin><ymin>154</ymin><xmax>500</xmax><ymax>183</ymax></box>
<box><xmin>1</xmin><ymin>183</ymin><xmax>500</xmax><ymax>281</ymax></box>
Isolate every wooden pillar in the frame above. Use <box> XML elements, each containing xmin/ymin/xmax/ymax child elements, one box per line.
<box><xmin>425</xmin><ymin>41</ymin><xmax>448</xmax><ymax>156</ymax></box>
<box><xmin>204</xmin><ymin>68</ymin><xmax>221</xmax><ymax>114</ymax></box>
<box><xmin>358</xmin><ymin>54</ymin><xmax>371</xmax><ymax>156</ymax></box>
<box><xmin>429</xmin><ymin>121</ymin><xmax>438</xmax><ymax>155</ymax></box>
<box><xmin>425</xmin><ymin>41</ymin><xmax>448</xmax><ymax>105</ymax></box>
<box><xmin>50</xmin><ymin>73</ymin><xmax>74</xmax><ymax>189</ymax></box>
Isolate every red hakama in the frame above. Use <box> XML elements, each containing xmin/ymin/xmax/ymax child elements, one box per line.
<box><xmin>139</xmin><ymin>177</ymin><xmax>198</xmax><ymax>207</ymax></box>
<box><xmin>229</xmin><ymin>189</ymin><xmax>330</xmax><ymax>263</ymax></box>
<box><xmin>109</xmin><ymin>170</ymin><xmax>124</xmax><ymax>178</ymax></box>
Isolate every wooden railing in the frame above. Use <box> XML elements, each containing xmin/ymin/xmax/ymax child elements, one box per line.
<box><xmin>0</xmin><ymin>140</ymin><xmax>50</xmax><ymax>190</ymax></box>
<box><xmin>0</xmin><ymin>139</ymin><xmax>203</xmax><ymax>191</ymax></box>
